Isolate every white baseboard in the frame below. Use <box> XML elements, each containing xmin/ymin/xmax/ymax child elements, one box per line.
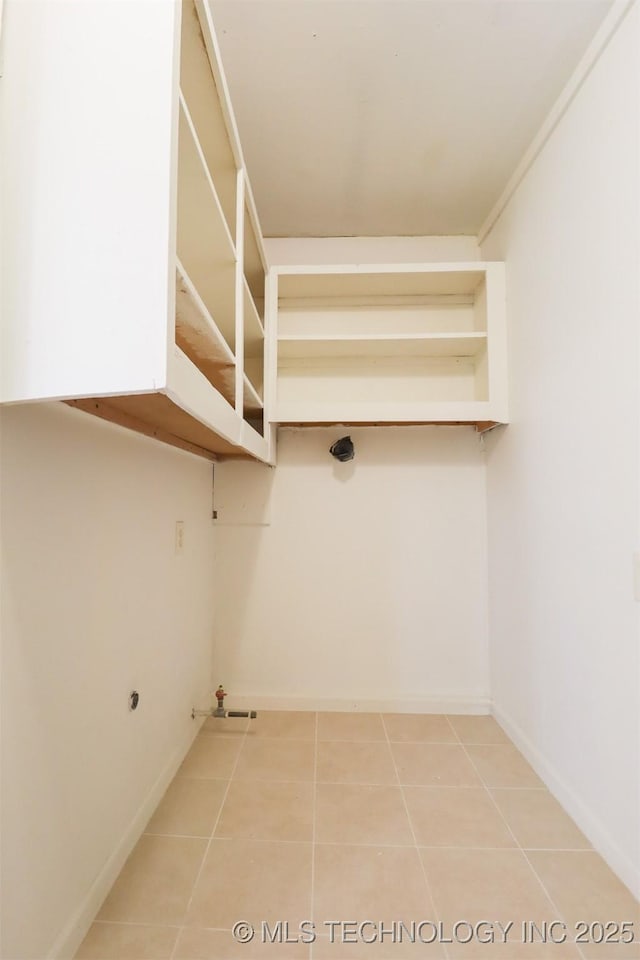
<box><xmin>226</xmin><ymin>694</ymin><xmax>490</xmax><ymax>715</ymax></box>
<box><xmin>492</xmin><ymin>703</ymin><xmax>640</xmax><ymax>899</ymax></box>
<box><xmin>49</xmin><ymin>722</ymin><xmax>203</xmax><ymax>960</ymax></box>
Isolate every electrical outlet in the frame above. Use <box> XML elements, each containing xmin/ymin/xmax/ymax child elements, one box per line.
<box><xmin>175</xmin><ymin>520</ymin><xmax>185</xmax><ymax>555</ymax></box>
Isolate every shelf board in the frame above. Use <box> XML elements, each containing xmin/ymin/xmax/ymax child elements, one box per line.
<box><xmin>175</xmin><ymin>260</ymin><xmax>235</xmax><ymax>405</ymax></box>
<box><xmin>274</xmin><ymin>399</ymin><xmax>497</xmax><ymax>425</ymax></box>
<box><xmin>277</xmin><ymin>332</ymin><xmax>487</xmax><ymax>360</ymax></box>
<box><xmin>277</xmin><ymin>418</ymin><xmax>500</xmax><ymax>433</ymax></box>
<box><xmin>277</xmin><ymin>302</ymin><xmax>478</xmax><ymax>340</ymax></box>
<box><xmin>279</xmin><ymin>295</ymin><xmax>475</xmax><ymax>309</ymax></box>
<box><xmin>276</xmin><ymin>266</ymin><xmax>487</xmax><ymax>300</ymax></box>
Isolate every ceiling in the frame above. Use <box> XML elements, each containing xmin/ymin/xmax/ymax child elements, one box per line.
<box><xmin>211</xmin><ymin>0</ymin><xmax>612</xmax><ymax>238</ymax></box>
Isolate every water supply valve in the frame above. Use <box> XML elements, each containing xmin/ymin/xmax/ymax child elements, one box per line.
<box><xmin>191</xmin><ymin>684</ymin><xmax>257</xmax><ymax>721</ymax></box>
<box><xmin>214</xmin><ymin>684</ymin><xmax>226</xmax><ymax>717</ymax></box>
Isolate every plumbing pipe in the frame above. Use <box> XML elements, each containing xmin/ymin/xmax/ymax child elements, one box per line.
<box><xmin>191</xmin><ymin>707</ymin><xmax>257</xmax><ymax>720</ymax></box>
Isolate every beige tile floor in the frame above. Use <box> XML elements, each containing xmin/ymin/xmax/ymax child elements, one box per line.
<box><xmin>76</xmin><ymin>713</ymin><xmax>639</xmax><ymax>960</ymax></box>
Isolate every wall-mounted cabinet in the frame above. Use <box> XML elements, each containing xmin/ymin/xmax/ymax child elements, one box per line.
<box><xmin>268</xmin><ymin>263</ymin><xmax>508</xmax><ymax>429</ymax></box>
<box><xmin>2</xmin><ymin>0</ymin><xmax>272</xmax><ymax>463</ymax></box>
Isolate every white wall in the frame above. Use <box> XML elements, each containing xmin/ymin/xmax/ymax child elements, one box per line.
<box><xmin>265</xmin><ymin>235</ymin><xmax>480</xmax><ymax>266</ymax></box>
<box><xmin>481</xmin><ymin>5</ymin><xmax>640</xmax><ymax>894</ymax></box>
<box><xmin>0</xmin><ymin>404</ymin><xmax>216</xmax><ymax>959</ymax></box>
<box><xmin>223</xmin><ymin>235</ymin><xmax>489</xmax><ymax>711</ymax></box>
<box><xmin>213</xmin><ymin>426</ymin><xmax>490</xmax><ymax>712</ymax></box>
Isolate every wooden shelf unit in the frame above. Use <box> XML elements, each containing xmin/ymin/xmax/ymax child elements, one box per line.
<box><xmin>1</xmin><ymin>0</ymin><xmax>273</xmax><ymax>463</ymax></box>
<box><xmin>172</xmin><ymin>0</ymin><xmax>269</xmax><ymax>451</ymax></box>
<box><xmin>269</xmin><ymin>263</ymin><xmax>508</xmax><ymax>427</ymax></box>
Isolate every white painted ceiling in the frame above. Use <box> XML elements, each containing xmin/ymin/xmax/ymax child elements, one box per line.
<box><xmin>211</xmin><ymin>0</ymin><xmax>612</xmax><ymax>237</ymax></box>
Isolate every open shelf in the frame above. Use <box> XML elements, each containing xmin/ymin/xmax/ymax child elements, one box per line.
<box><xmin>175</xmin><ymin>260</ymin><xmax>235</xmax><ymax>405</ymax></box>
<box><xmin>278</xmin><ymin>354</ymin><xmax>488</xmax><ymax>409</ymax></box>
<box><xmin>175</xmin><ymin>17</ymin><xmax>270</xmax><ymax>457</ymax></box>
<box><xmin>179</xmin><ymin>0</ymin><xmax>238</xmax><ymax>238</ymax></box>
<box><xmin>278</xmin><ymin>302</ymin><xmax>482</xmax><ymax>337</ymax></box>
<box><xmin>278</xmin><ymin>332</ymin><xmax>487</xmax><ymax>359</ymax></box>
<box><xmin>177</xmin><ymin>97</ymin><xmax>236</xmax><ymax>351</ymax></box>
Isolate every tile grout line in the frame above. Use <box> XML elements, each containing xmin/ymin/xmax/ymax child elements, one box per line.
<box><xmin>138</xmin><ymin>832</ymin><xmax>596</xmax><ymax>852</ymax></box>
<box><xmin>382</xmin><ymin>712</ymin><xmax>453</xmax><ymax>960</ymax></box>
<box><xmin>86</xmin><ymin>919</ymin><xmax>184</xmax><ymax>929</ymax></box>
<box><xmin>169</xmin><ymin>716</ymin><xmax>250</xmax><ymax>960</ymax></box>
<box><xmin>165</xmin><ymin>776</ymin><xmax>548</xmax><ymax>791</ymax></box>
<box><xmin>205</xmin><ymin>734</ymin><xmax>531</xmax><ymax>746</ymax></box>
<box><xmin>454</xmin><ymin>724</ymin><xmax>589</xmax><ymax>960</ymax></box>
